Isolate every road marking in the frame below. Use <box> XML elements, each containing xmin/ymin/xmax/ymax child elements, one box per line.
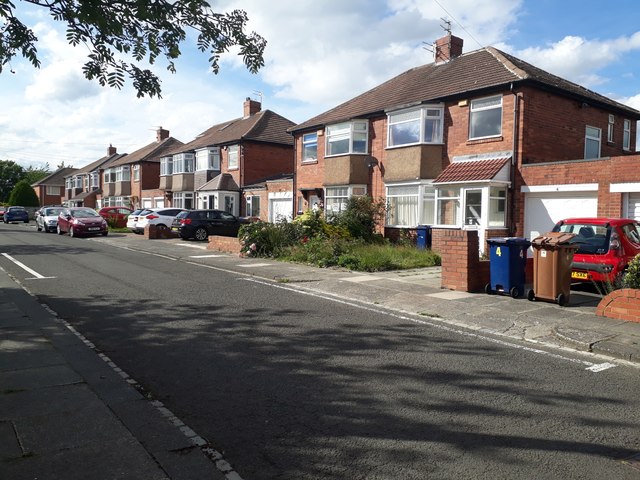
<box><xmin>1</xmin><ymin>253</ymin><xmax>55</xmax><ymax>280</ymax></box>
<box><xmin>237</xmin><ymin>263</ymin><xmax>272</xmax><ymax>268</ymax></box>
<box><xmin>174</xmin><ymin>243</ymin><xmax>207</xmax><ymax>249</ymax></box>
<box><xmin>189</xmin><ymin>254</ymin><xmax>225</xmax><ymax>258</ymax></box>
<box><xmin>240</xmin><ymin>277</ymin><xmax>619</xmax><ymax>373</ymax></box>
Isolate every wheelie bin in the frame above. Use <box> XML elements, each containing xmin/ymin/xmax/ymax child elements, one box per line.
<box><xmin>485</xmin><ymin>237</ymin><xmax>531</xmax><ymax>298</ymax></box>
<box><xmin>416</xmin><ymin>225</ymin><xmax>432</xmax><ymax>250</ymax></box>
<box><xmin>527</xmin><ymin>232</ymin><xmax>578</xmax><ymax>306</ymax></box>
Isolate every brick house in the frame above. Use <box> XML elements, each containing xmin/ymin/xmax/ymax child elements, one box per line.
<box><xmin>63</xmin><ymin>146</ymin><xmax>126</xmax><ymax>208</ymax></box>
<box><xmin>159</xmin><ymin>98</ymin><xmax>295</xmax><ymax>217</ymax></box>
<box><xmin>99</xmin><ymin>128</ymin><xmax>183</xmax><ymax>209</ymax></box>
<box><xmin>31</xmin><ymin>167</ymin><xmax>77</xmax><ymax>206</ymax></box>
<box><xmin>289</xmin><ymin>33</ymin><xmax>640</xmax><ymax>253</ymax></box>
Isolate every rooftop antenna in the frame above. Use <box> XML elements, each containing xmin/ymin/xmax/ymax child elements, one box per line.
<box><xmin>252</xmin><ymin>90</ymin><xmax>263</xmax><ymax>105</ymax></box>
<box><xmin>440</xmin><ymin>17</ymin><xmax>452</xmax><ymax>35</ymax></box>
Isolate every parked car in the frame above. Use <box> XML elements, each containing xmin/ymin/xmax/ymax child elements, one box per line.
<box><xmin>0</xmin><ymin>206</ymin><xmax>5</xmax><ymax>220</ymax></box>
<box><xmin>99</xmin><ymin>206</ymin><xmax>133</xmax><ymax>228</ymax></box>
<box><xmin>35</xmin><ymin>206</ymin><xmax>65</xmax><ymax>232</ymax></box>
<box><xmin>172</xmin><ymin>209</ymin><xmax>247</xmax><ymax>241</ymax></box>
<box><xmin>57</xmin><ymin>207</ymin><xmax>108</xmax><ymax>237</ymax></box>
<box><xmin>133</xmin><ymin>208</ymin><xmax>185</xmax><ymax>234</ymax></box>
<box><xmin>552</xmin><ymin>217</ymin><xmax>640</xmax><ymax>283</ymax></box>
<box><xmin>3</xmin><ymin>206</ymin><xmax>29</xmax><ymax>223</ymax></box>
<box><xmin>126</xmin><ymin>208</ymin><xmax>150</xmax><ymax>233</ymax></box>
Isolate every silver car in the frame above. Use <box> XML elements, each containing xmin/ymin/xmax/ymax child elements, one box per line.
<box><xmin>35</xmin><ymin>206</ymin><xmax>64</xmax><ymax>233</ymax></box>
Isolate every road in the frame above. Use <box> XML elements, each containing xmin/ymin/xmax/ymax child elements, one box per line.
<box><xmin>1</xmin><ymin>222</ymin><xmax>639</xmax><ymax>479</ymax></box>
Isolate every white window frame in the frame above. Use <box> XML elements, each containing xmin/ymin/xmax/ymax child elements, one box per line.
<box><xmin>623</xmin><ymin>119</ymin><xmax>631</xmax><ymax>151</ymax></box>
<box><xmin>608</xmin><ymin>114</ymin><xmax>615</xmax><ymax>143</ymax></box>
<box><xmin>302</xmin><ymin>133</ymin><xmax>318</xmax><ymax>162</ymax></box>
<box><xmin>160</xmin><ymin>156</ymin><xmax>173</xmax><ymax>176</ymax></box>
<box><xmin>173</xmin><ymin>192</ymin><xmax>194</xmax><ymax>209</ymax></box>
<box><xmin>115</xmin><ymin>166</ymin><xmax>130</xmax><ymax>182</ymax></box>
<box><xmin>435</xmin><ymin>187</ymin><xmax>461</xmax><ymax>227</ymax></box>
<box><xmin>387</xmin><ymin>105</ymin><xmax>444</xmax><ymax>148</ymax></box>
<box><xmin>584</xmin><ymin>125</ymin><xmax>601</xmax><ymax>159</ymax></box>
<box><xmin>227</xmin><ymin>145</ymin><xmax>239</xmax><ymax>170</ymax></box>
<box><xmin>133</xmin><ymin>165</ymin><xmax>140</xmax><ymax>182</ymax></box>
<box><xmin>103</xmin><ymin>169</ymin><xmax>116</xmax><ymax>183</ymax></box>
<box><xmin>325</xmin><ymin>120</ymin><xmax>369</xmax><ymax>157</ymax></box>
<box><xmin>173</xmin><ymin>153</ymin><xmax>195</xmax><ymax>174</ymax></box>
<box><xmin>90</xmin><ymin>172</ymin><xmax>100</xmax><ymax>188</ymax></box>
<box><xmin>324</xmin><ymin>185</ymin><xmax>367</xmax><ymax>214</ymax></box>
<box><xmin>385</xmin><ymin>182</ymin><xmax>436</xmax><ymax>227</ymax></box>
<box><xmin>196</xmin><ymin>147</ymin><xmax>221</xmax><ymax>171</ymax></box>
<box><xmin>74</xmin><ymin>176</ymin><xmax>82</xmax><ymax>189</ymax></box>
<box><xmin>469</xmin><ymin>95</ymin><xmax>503</xmax><ymax>140</ymax></box>
<box><xmin>45</xmin><ymin>185</ymin><xmax>61</xmax><ymax>195</ymax></box>
<box><xmin>488</xmin><ymin>185</ymin><xmax>507</xmax><ymax>227</ymax></box>
<box><xmin>65</xmin><ymin>178</ymin><xmax>73</xmax><ymax>189</ymax></box>
<box><xmin>246</xmin><ymin>195</ymin><xmax>260</xmax><ymax>217</ymax></box>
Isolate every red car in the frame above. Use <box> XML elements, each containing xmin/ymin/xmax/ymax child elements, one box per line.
<box><xmin>98</xmin><ymin>206</ymin><xmax>133</xmax><ymax>228</ymax></box>
<box><xmin>552</xmin><ymin>217</ymin><xmax>640</xmax><ymax>283</ymax></box>
<box><xmin>57</xmin><ymin>207</ymin><xmax>109</xmax><ymax>237</ymax></box>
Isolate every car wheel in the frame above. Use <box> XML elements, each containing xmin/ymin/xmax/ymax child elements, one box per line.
<box><xmin>69</xmin><ymin>226</ymin><xmax>75</xmax><ymax>237</ymax></box>
<box><xmin>57</xmin><ymin>225</ymin><xmax>64</xmax><ymax>235</ymax></box>
<box><xmin>194</xmin><ymin>227</ymin><xmax>208</xmax><ymax>241</ymax></box>
<box><xmin>37</xmin><ymin>224</ymin><xmax>42</xmax><ymax>232</ymax></box>
<box><xmin>102</xmin><ymin>231</ymin><xmax>108</xmax><ymax>236</ymax></box>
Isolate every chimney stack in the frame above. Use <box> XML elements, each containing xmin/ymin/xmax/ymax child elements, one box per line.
<box><xmin>434</xmin><ymin>34</ymin><xmax>463</xmax><ymax>64</ymax></box>
<box><xmin>107</xmin><ymin>144</ymin><xmax>117</xmax><ymax>156</ymax></box>
<box><xmin>243</xmin><ymin>97</ymin><xmax>261</xmax><ymax>118</ymax></box>
<box><xmin>156</xmin><ymin>127</ymin><xmax>170</xmax><ymax>142</ymax></box>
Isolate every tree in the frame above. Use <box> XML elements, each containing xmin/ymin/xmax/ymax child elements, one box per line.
<box><xmin>0</xmin><ymin>0</ymin><xmax>267</xmax><ymax>98</ymax></box>
<box><xmin>0</xmin><ymin>159</ymin><xmax>25</xmax><ymax>203</ymax></box>
<box><xmin>23</xmin><ymin>165</ymin><xmax>51</xmax><ymax>185</ymax></box>
<box><xmin>8</xmin><ymin>179</ymin><xmax>39</xmax><ymax>206</ymax></box>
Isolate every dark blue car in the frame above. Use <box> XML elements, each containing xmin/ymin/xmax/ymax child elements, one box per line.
<box><xmin>3</xmin><ymin>206</ymin><xmax>29</xmax><ymax>223</ymax></box>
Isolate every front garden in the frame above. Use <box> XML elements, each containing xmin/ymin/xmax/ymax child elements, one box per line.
<box><xmin>238</xmin><ymin>197</ymin><xmax>440</xmax><ymax>272</ymax></box>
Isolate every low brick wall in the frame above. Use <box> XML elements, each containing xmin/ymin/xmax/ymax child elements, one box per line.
<box><xmin>207</xmin><ymin>235</ymin><xmax>242</xmax><ymax>255</ymax></box>
<box><xmin>596</xmin><ymin>289</ymin><xmax>640</xmax><ymax>323</ymax></box>
<box><xmin>144</xmin><ymin>224</ymin><xmax>178</xmax><ymax>239</ymax></box>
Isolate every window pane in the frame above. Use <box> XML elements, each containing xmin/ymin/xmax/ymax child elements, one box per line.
<box><xmin>389</xmin><ymin>121</ymin><xmax>420</xmax><ymax>146</ymax></box>
<box><xmin>388</xmin><ymin>195</ymin><xmax>418</xmax><ymax>226</ymax></box>
<box><xmin>420</xmin><ymin>189</ymin><xmax>435</xmax><ymax>225</ymax></box>
<box><xmin>327</xmin><ymin>137</ymin><xmax>349</xmax><ymax>155</ymax></box>
<box><xmin>437</xmin><ymin>198</ymin><xmax>460</xmax><ymax>225</ymax></box>
<box><xmin>470</xmin><ymin>108</ymin><xmax>502</xmax><ymax>138</ymax></box>
<box><xmin>424</xmin><ymin>118</ymin><xmax>441</xmax><ymax>143</ymax></box>
<box><xmin>585</xmin><ymin>138</ymin><xmax>600</xmax><ymax>159</ymax></box>
<box><xmin>353</xmin><ymin>132</ymin><xmax>368</xmax><ymax>153</ymax></box>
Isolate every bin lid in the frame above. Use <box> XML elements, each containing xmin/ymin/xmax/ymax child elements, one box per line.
<box><xmin>531</xmin><ymin>231</ymin><xmax>578</xmax><ymax>247</ymax></box>
<box><xmin>487</xmin><ymin>236</ymin><xmax>531</xmax><ymax>246</ymax></box>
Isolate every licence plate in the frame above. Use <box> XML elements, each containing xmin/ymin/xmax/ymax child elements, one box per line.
<box><xmin>87</xmin><ymin>227</ymin><xmax>100</xmax><ymax>231</ymax></box>
<box><xmin>571</xmin><ymin>271</ymin><xmax>589</xmax><ymax>280</ymax></box>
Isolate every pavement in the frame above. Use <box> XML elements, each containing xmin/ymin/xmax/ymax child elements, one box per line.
<box><xmin>2</xmin><ymin>230</ymin><xmax>640</xmax><ymax>479</ymax></box>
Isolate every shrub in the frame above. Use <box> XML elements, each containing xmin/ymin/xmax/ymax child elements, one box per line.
<box><xmin>239</xmin><ymin>220</ymin><xmax>303</xmax><ymax>257</ymax></box>
<box><xmin>623</xmin><ymin>253</ymin><xmax>640</xmax><ymax>289</ymax></box>
<box><xmin>326</xmin><ymin>196</ymin><xmax>386</xmax><ymax>241</ymax></box>
<box><xmin>8</xmin><ymin>179</ymin><xmax>39</xmax><ymax>207</ymax></box>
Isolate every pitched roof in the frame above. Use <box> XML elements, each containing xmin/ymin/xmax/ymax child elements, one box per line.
<box><xmin>70</xmin><ymin>153</ymin><xmax>127</xmax><ymax>176</ymax></box>
<box><xmin>197</xmin><ymin>173</ymin><xmax>240</xmax><ymax>192</ymax></box>
<box><xmin>31</xmin><ymin>167</ymin><xmax>78</xmax><ymax>187</ymax></box>
<box><xmin>433</xmin><ymin>157</ymin><xmax>510</xmax><ymax>184</ymax></box>
<box><xmin>291</xmin><ymin>47</ymin><xmax>640</xmax><ymax>132</ymax></box>
<box><xmin>167</xmin><ymin>110</ymin><xmax>295</xmax><ymax>155</ymax></box>
<box><xmin>107</xmin><ymin>137</ymin><xmax>184</xmax><ymax>167</ymax></box>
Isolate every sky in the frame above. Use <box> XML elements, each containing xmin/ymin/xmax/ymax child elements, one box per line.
<box><xmin>2</xmin><ymin>0</ymin><xmax>640</xmax><ymax>170</ymax></box>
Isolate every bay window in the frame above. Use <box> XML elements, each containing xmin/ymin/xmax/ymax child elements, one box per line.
<box><xmin>160</xmin><ymin>156</ymin><xmax>173</xmax><ymax>176</ymax></box>
<box><xmin>326</xmin><ymin>121</ymin><xmax>368</xmax><ymax>156</ymax></box>
<box><xmin>469</xmin><ymin>95</ymin><xmax>502</xmax><ymax>139</ymax></box>
<box><xmin>173</xmin><ymin>153</ymin><xmax>195</xmax><ymax>174</ymax></box>
<box><xmin>74</xmin><ymin>176</ymin><xmax>82</xmax><ymax>188</ymax></box>
<box><xmin>386</xmin><ymin>183</ymin><xmax>435</xmax><ymax>227</ymax></box>
<box><xmin>325</xmin><ymin>185</ymin><xmax>366</xmax><ymax>213</ymax></box>
<box><xmin>196</xmin><ymin>148</ymin><xmax>220</xmax><ymax>171</ymax></box>
<box><xmin>173</xmin><ymin>192</ymin><xmax>193</xmax><ymax>209</ymax></box>
<box><xmin>91</xmin><ymin>172</ymin><xmax>100</xmax><ymax>188</ymax></box>
<box><xmin>387</xmin><ymin>106</ymin><xmax>443</xmax><ymax>147</ymax></box>
<box><xmin>115</xmin><ymin>166</ymin><xmax>130</xmax><ymax>182</ymax></box>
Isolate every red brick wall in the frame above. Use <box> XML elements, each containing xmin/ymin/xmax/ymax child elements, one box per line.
<box><xmin>435</xmin><ymin>229</ymin><xmax>489</xmax><ymax>292</ymax></box>
<box><xmin>596</xmin><ymin>289</ymin><xmax>640</xmax><ymax>323</ymax></box>
<box><xmin>141</xmin><ymin>161</ymin><xmax>160</xmax><ymax>190</ymax></box>
<box><xmin>208</xmin><ymin>235</ymin><xmax>242</xmax><ymax>254</ymax></box>
<box><xmin>220</xmin><ymin>142</ymin><xmax>293</xmax><ymax>188</ymax></box>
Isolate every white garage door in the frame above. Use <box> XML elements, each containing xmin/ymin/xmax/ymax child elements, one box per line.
<box><xmin>524</xmin><ymin>192</ymin><xmax>597</xmax><ymax>242</ymax></box>
<box><xmin>269</xmin><ymin>199</ymin><xmax>293</xmax><ymax>223</ymax></box>
<box><xmin>626</xmin><ymin>193</ymin><xmax>640</xmax><ymax>220</ymax></box>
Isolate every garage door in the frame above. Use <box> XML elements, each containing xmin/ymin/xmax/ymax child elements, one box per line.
<box><xmin>626</xmin><ymin>193</ymin><xmax>640</xmax><ymax>220</ymax></box>
<box><xmin>269</xmin><ymin>199</ymin><xmax>293</xmax><ymax>223</ymax></box>
<box><xmin>524</xmin><ymin>192</ymin><xmax>597</xmax><ymax>242</ymax></box>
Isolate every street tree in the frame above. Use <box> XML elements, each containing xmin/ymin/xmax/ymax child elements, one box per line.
<box><xmin>0</xmin><ymin>0</ymin><xmax>267</xmax><ymax>98</ymax></box>
<box><xmin>0</xmin><ymin>159</ymin><xmax>25</xmax><ymax>203</ymax></box>
<box><xmin>8</xmin><ymin>179</ymin><xmax>39</xmax><ymax>206</ymax></box>
<box><xmin>22</xmin><ymin>165</ymin><xmax>51</xmax><ymax>185</ymax></box>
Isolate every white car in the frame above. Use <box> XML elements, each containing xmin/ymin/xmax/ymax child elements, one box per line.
<box><xmin>133</xmin><ymin>208</ymin><xmax>185</xmax><ymax>234</ymax></box>
<box><xmin>126</xmin><ymin>208</ymin><xmax>151</xmax><ymax>234</ymax></box>
<box><xmin>35</xmin><ymin>206</ymin><xmax>65</xmax><ymax>233</ymax></box>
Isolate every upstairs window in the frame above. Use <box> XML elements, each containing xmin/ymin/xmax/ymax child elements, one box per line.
<box><xmin>227</xmin><ymin>145</ymin><xmax>239</xmax><ymax>169</ymax></box>
<box><xmin>46</xmin><ymin>186</ymin><xmax>61</xmax><ymax>195</ymax></box>
<box><xmin>624</xmin><ymin>119</ymin><xmax>631</xmax><ymax>151</ymax></box>
<box><xmin>90</xmin><ymin>172</ymin><xmax>99</xmax><ymax>188</ymax></box>
<box><xmin>173</xmin><ymin>153</ymin><xmax>195</xmax><ymax>174</ymax></box>
<box><xmin>387</xmin><ymin>106</ymin><xmax>443</xmax><ymax>147</ymax></box>
<box><xmin>103</xmin><ymin>169</ymin><xmax>115</xmax><ymax>183</ymax></box>
<box><xmin>608</xmin><ymin>115</ymin><xmax>615</xmax><ymax>143</ymax></box>
<box><xmin>326</xmin><ymin>121</ymin><xmax>368</xmax><ymax>156</ymax></box>
<box><xmin>160</xmin><ymin>156</ymin><xmax>173</xmax><ymax>176</ymax></box>
<box><xmin>584</xmin><ymin>126</ymin><xmax>601</xmax><ymax>159</ymax></box>
<box><xmin>469</xmin><ymin>95</ymin><xmax>502</xmax><ymax>139</ymax></box>
<box><xmin>133</xmin><ymin>165</ymin><xmax>140</xmax><ymax>182</ymax></box>
<box><xmin>196</xmin><ymin>148</ymin><xmax>221</xmax><ymax>171</ymax></box>
<box><xmin>115</xmin><ymin>166</ymin><xmax>130</xmax><ymax>182</ymax></box>
<box><xmin>302</xmin><ymin>133</ymin><xmax>318</xmax><ymax>162</ymax></box>
<box><xmin>65</xmin><ymin>178</ymin><xmax>72</xmax><ymax>189</ymax></box>
<box><xmin>73</xmin><ymin>176</ymin><xmax>82</xmax><ymax>188</ymax></box>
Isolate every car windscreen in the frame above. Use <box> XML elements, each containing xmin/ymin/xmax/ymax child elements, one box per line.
<box><xmin>45</xmin><ymin>208</ymin><xmax>63</xmax><ymax>216</ymax></box>
<box><xmin>71</xmin><ymin>209</ymin><xmax>100</xmax><ymax>218</ymax></box>
<box><xmin>553</xmin><ymin>223</ymin><xmax>611</xmax><ymax>254</ymax></box>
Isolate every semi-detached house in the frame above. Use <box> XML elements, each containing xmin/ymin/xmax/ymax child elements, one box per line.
<box><xmin>159</xmin><ymin>98</ymin><xmax>295</xmax><ymax>219</ymax></box>
<box><xmin>289</xmin><ymin>33</ymin><xmax>640</xmax><ymax>252</ymax></box>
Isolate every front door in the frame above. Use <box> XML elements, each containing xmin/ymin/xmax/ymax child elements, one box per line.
<box><xmin>464</xmin><ymin>189</ymin><xmax>483</xmax><ymax>227</ymax></box>
<box><xmin>208</xmin><ymin>196</ymin><xmax>216</xmax><ymax>209</ymax></box>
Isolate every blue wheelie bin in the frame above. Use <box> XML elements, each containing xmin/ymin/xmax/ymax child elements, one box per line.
<box><xmin>416</xmin><ymin>225</ymin><xmax>432</xmax><ymax>250</ymax></box>
<box><xmin>485</xmin><ymin>237</ymin><xmax>531</xmax><ymax>298</ymax></box>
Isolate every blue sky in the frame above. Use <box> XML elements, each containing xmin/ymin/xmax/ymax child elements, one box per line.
<box><xmin>1</xmin><ymin>0</ymin><xmax>640</xmax><ymax>169</ymax></box>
